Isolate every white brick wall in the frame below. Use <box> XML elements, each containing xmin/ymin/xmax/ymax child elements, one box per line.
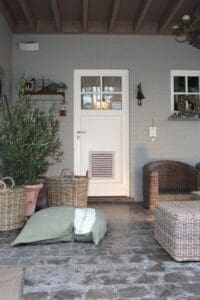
<box><xmin>12</xmin><ymin>34</ymin><xmax>200</xmax><ymax>201</ymax></box>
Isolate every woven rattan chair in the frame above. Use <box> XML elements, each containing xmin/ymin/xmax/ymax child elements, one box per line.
<box><xmin>143</xmin><ymin>160</ymin><xmax>200</xmax><ymax>210</ymax></box>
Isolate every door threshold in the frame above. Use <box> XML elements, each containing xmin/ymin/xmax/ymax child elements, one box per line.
<box><xmin>88</xmin><ymin>196</ymin><xmax>134</xmax><ymax>203</ymax></box>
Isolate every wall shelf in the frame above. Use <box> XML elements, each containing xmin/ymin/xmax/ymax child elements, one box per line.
<box><xmin>28</xmin><ymin>91</ymin><xmax>65</xmax><ymax>97</ymax></box>
<box><xmin>26</xmin><ymin>91</ymin><xmax>66</xmax><ymax>102</ymax></box>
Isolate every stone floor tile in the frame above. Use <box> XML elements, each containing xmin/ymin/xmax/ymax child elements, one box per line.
<box><xmin>24</xmin><ymin>292</ymin><xmax>49</xmax><ymax>300</ymax></box>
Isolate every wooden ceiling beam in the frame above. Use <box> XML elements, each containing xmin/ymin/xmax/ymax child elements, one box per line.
<box><xmin>158</xmin><ymin>0</ymin><xmax>185</xmax><ymax>33</ymax></box>
<box><xmin>82</xmin><ymin>0</ymin><xmax>89</xmax><ymax>32</ymax></box>
<box><xmin>18</xmin><ymin>0</ymin><xmax>36</xmax><ymax>32</ymax></box>
<box><xmin>109</xmin><ymin>0</ymin><xmax>121</xmax><ymax>32</ymax></box>
<box><xmin>51</xmin><ymin>0</ymin><xmax>62</xmax><ymax>32</ymax></box>
<box><xmin>133</xmin><ymin>0</ymin><xmax>153</xmax><ymax>33</ymax></box>
<box><xmin>0</xmin><ymin>0</ymin><xmax>17</xmax><ymax>32</ymax></box>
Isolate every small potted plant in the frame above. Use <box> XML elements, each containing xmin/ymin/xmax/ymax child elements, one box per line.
<box><xmin>0</xmin><ymin>75</ymin><xmax>63</xmax><ymax>217</ymax></box>
<box><xmin>57</xmin><ymin>82</ymin><xmax>67</xmax><ymax>92</ymax></box>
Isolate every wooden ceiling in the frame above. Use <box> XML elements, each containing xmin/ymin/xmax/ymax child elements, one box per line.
<box><xmin>0</xmin><ymin>0</ymin><xmax>199</xmax><ymax>34</ymax></box>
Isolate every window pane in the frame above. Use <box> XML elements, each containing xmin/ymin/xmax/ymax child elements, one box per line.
<box><xmin>188</xmin><ymin>94</ymin><xmax>200</xmax><ymax>106</ymax></box>
<box><xmin>81</xmin><ymin>94</ymin><xmax>101</xmax><ymax>110</ymax></box>
<box><xmin>188</xmin><ymin>77</ymin><xmax>199</xmax><ymax>92</ymax></box>
<box><xmin>174</xmin><ymin>94</ymin><xmax>200</xmax><ymax>111</ymax></box>
<box><xmin>102</xmin><ymin>94</ymin><xmax>122</xmax><ymax>110</ymax></box>
<box><xmin>174</xmin><ymin>76</ymin><xmax>185</xmax><ymax>92</ymax></box>
<box><xmin>174</xmin><ymin>94</ymin><xmax>185</xmax><ymax>111</ymax></box>
<box><xmin>102</xmin><ymin>77</ymin><xmax>122</xmax><ymax>92</ymax></box>
<box><xmin>81</xmin><ymin>77</ymin><xmax>100</xmax><ymax>92</ymax></box>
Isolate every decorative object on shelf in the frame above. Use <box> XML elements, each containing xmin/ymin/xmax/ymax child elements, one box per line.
<box><xmin>25</xmin><ymin>77</ymin><xmax>68</xmax><ymax>94</ymax></box>
<box><xmin>149</xmin><ymin>119</ymin><xmax>157</xmax><ymax>142</ymax></box>
<box><xmin>25</xmin><ymin>78</ymin><xmax>36</xmax><ymax>92</ymax></box>
<box><xmin>177</xmin><ymin>95</ymin><xmax>200</xmax><ymax>116</ymax></box>
<box><xmin>136</xmin><ymin>82</ymin><xmax>145</xmax><ymax>106</ymax></box>
<box><xmin>57</xmin><ymin>82</ymin><xmax>68</xmax><ymax>92</ymax></box>
<box><xmin>172</xmin><ymin>8</ymin><xmax>200</xmax><ymax>49</ymax></box>
<box><xmin>18</xmin><ymin>42</ymin><xmax>39</xmax><ymax>51</ymax></box>
<box><xmin>44</xmin><ymin>83</ymin><xmax>57</xmax><ymax>93</ymax></box>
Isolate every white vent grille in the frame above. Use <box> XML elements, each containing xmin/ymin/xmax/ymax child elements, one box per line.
<box><xmin>90</xmin><ymin>152</ymin><xmax>114</xmax><ymax>178</ymax></box>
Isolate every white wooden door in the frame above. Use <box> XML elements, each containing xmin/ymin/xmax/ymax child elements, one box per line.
<box><xmin>74</xmin><ymin>70</ymin><xmax>129</xmax><ymax>196</ymax></box>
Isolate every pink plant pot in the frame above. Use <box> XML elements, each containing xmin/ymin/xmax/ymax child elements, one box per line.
<box><xmin>25</xmin><ymin>183</ymin><xmax>43</xmax><ymax>217</ymax></box>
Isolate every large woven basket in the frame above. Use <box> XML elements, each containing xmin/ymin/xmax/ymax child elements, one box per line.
<box><xmin>45</xmin><ymin>169</ymin><xmax>89</xmax><ymax>208</ymax></box>
<box><xmin>0</xmin><ymin>178</ymin><xmax>25</xmax><ymax>231</ymax></box>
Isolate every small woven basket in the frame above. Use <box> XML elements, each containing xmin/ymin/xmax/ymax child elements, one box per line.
<box><xmin>45</xmin><ymin>169</ymin><xmax>89</xmax><ymax>208</ymax></box>
<box><xmin>0</xmin><ymin>177</ymin><xmax>25</xmax><ymax>231</ymax></box>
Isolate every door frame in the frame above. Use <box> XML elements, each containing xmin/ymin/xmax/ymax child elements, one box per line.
<box><xmin>73</xmin><ymin>69</ymin><xmax>130</xmax><ymax>196</ymax></box>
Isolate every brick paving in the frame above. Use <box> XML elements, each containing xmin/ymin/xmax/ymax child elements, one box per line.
<box><xmin>0</xmin><ymin>203</ymin><xmax>200</xmax><ymax>299</ymax></box>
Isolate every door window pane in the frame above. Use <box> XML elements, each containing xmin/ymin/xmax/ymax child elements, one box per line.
<box><xmin>81</xmin><ymin>94</ymin><xmax>101</xmax><ymax>110</ymax></box>
<box><xmin>102</xmin><ymin>94</ymin><xmax>122</xmax><ymax>110</ymax></box>
<box><xmin>188</xmin><ymin>77</ymin><xmax>199</xmax><ymax>92</ymax></box>
<box><xmin>102</xmin><ymin>77</ymin><xmax>122</xmax><ymax>92</ymax></box>
<box><xmin>81</xmin><ymin>77</ymin><xmax>100</xmax><ymax>92</ymax></box>
<box><xmin>174</xmin><ymin>76</ymin><xmax>185</xmax><ymax>92</ymax></box>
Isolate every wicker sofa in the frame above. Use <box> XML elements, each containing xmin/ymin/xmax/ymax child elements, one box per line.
<box><xmin>143</xmin><ymin>160</ymin><xmax>200</xmax><ymax>210</ymax></box>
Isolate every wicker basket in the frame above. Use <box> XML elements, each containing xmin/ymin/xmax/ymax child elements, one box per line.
<box><xmin>45</xmin><ymin>169</ymin><xmax>89</xmax><ymax>208</ymax></box>
<box><xmin>0</xmin><ymin>177</ymin><xmax>25</xmax><ymax>231</ymax></box>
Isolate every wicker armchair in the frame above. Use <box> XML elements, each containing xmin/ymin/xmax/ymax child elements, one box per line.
<box><xmin>143</xmin><ymin>160</ymin><xmax>200</xmax><ymax>210</ymax></box>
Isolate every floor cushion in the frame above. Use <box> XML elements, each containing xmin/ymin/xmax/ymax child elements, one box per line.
<box><xmin>12</xmin><ymin>207</ymin><xmax>107</xmax><ymax>246</ymax></box>
<box><xmin>11</xmin><ymin>207</ymin><xmax>74</xmax><ymax>246</ymax></box>
<box><xmin>74</xmin><ymin>209</ymin><xmax>107</xmax><ymax>245</ymax></box>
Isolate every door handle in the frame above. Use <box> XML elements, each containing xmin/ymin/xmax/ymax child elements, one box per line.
<box><xmin>77</xmin><ymin>130</ymin><xmax>86</xmax><ymax>134</ymax></box>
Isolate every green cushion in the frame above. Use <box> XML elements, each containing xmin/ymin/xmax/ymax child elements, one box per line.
<box><xmin>11</xmin><ymin>207</ymin><xmax>75</xmax><ymax>246</ymax></box>
<box><xmin>75</xmin><ymin>211</ymin><xmax>107</xmax><ymax>245</ymax></box>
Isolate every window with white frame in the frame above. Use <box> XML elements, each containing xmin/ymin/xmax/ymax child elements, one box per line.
<box><xmin>171</xmin><ymin>70</ymin><xmax>200</xmax><ymax>112</ymax></box>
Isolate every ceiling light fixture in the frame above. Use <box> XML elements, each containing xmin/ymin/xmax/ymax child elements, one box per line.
<box><xmin>172</xmin><ymin>8</ymin><xmax>200</xmax><ymax>49</ymax></box>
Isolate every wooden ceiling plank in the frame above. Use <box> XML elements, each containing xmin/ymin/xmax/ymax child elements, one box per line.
<box><xmin>109</xmin><ymin>0</ymin><xmax>121</xmax><ymax>32</ymax></box>
<box><xmin>133</xmin><ymin>0</ymin><xmax>153</xmax><ymax>33</ymax></box>
<box><xmin>18</xmin><ymin>0</ymin><xmax>36</xmax><ymax>31</ymax></box>
<box><xmin>51</xmin><ymin>0</ymin><xmax>62</xmax><ymax>32</ymax></box>
<box><xmin>83</xmin><ymin>0</ymin><xmax>89</xmax><ymax>32</ymax></box>
<box><xmin>158</xmin><ymin>0</ymin><xmax>185</xmax><ymax>33</ymax></box>
<box><xmin>0</xmin><ymin>0</ymin><xmax>17</xmax><ymax>32</ymax></box>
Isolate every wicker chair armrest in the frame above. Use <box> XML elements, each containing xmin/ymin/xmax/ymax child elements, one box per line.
<box><xmin>143</xmin><ymin>170</ymin><xmax>159</xmax><ymax>209</ymax></box>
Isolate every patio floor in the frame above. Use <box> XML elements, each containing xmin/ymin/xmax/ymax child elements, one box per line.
<box><xmin>0</xmin><ymin>203</ymin><xmax>200</xmax><ymax>300</ymax></box>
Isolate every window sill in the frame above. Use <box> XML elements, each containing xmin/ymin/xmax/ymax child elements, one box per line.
<box><xmin>168</xmin><ymin>113</ymin><xmax>200</xmax><ymax>121</ymax></box>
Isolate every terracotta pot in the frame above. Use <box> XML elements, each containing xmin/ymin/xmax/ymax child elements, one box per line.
<box><xmin>25</xmin><ymin>183</ymin><xmax>43</xmax><ymax>217</ymax></box>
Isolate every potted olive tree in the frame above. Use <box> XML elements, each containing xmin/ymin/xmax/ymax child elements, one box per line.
<box><xmin>0</xmin><ymin>75</ymin><xmax>63</xmax><ymax>217</ymax></box>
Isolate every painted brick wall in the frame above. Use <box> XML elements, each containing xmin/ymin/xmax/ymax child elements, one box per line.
<box><xmin>12</xmin><ymin>34</ymin><xmax>200</xmax><ymax>201</ymax></box>
<box><xmin>0</xmin><ymin>15</ymin><xmax>12</xmax><ymax>98</ymax></box>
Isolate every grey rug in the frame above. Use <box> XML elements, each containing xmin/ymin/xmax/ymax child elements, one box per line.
<box><xmin>0</xmin><ymin>266</ymin><xmax>24</xmax><ymax>300</ymax></box>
